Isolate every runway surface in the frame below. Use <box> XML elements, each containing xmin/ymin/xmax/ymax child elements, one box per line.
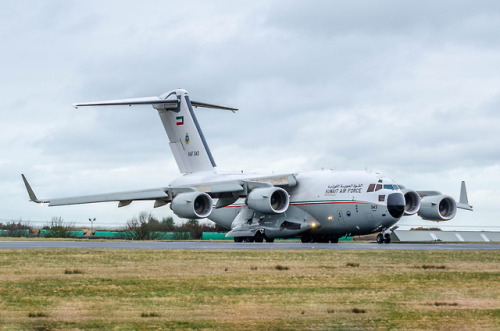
<box><xmin>0</xmin><ymin>241</ymin><xmax>499</xmax><ymax>250</ymax></box>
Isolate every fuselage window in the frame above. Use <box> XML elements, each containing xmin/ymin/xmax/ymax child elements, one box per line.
<box><xmin>384</xmin><ymin>184</ymin><xmax>394</xmax><ymax>190</ymax></box>
<box><xmin>375</xmin><ymin>184</ymin><xmax>382</xmax><ymax>191</ymax></box>
<box><xmin>367</xmin><ymin>184</ymin><xmax>375</xmax><ymax>192</ymax></box>
<box><xmin>379</xmin><ymin>195</ymin><xmax>385</xmax><ymax>202</ymax></box>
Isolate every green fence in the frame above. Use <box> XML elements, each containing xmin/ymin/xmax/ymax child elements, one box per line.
<box><xmin>40</xmin><ymin>230</ymin><xmax>84</xmax><ymax>238</ymax></box>
<box><xmin>202</xmin><ymin>232</ymin><xmax>232</xmax><ymax>240</ymax></box>
<box><xmin>94</xmin><ymin>231</ymin><xmax>123</xmax><ymax>238</ymax></box>
<box><xmin>156</xmin><ymin>232</ymin><xmax>191</xmax><ymax>240</ymax></box>
<box><xmin>0</xmin><ymin>229</ymin><xmax>30</xmax><ymax>237</ymax></box>
<box><xmin>92</xmin><ymin>231</ymin><xmax>191</xmax><ymax>240</ymax></box>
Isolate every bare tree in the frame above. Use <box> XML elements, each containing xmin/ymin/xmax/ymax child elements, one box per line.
<box><xmin>124</xmin><ymin>212</ymin><xmax>159</xmax><ymax>240</ymax></box>
<box><xmin>42</xmin><ymin>217</ymin><xmax>76</xmax><ymax>238</ymax></box>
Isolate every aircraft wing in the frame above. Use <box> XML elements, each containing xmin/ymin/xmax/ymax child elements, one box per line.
<box><xmin>415</xmin><ymin>181</ymin><xmax>473</xmax><ymax>211</ymax></box>
<box><xmin>22</xmin><ymin>175</ymin><xmax>170</xmax><ymax>207</ymax></box>
<box><xmin>22</xmin><ymin>173</ymin><xmax>296</xmax><ymax>209</ymax></box>
<box><xmin>48</xmin><ymin>189</ymin><xmax>170</xmax><ymax>207</ymax></box>
<box><xmin>181</xmin><ymin>174</ymin><xmax>297</xmax><ymax>194</ymax></box>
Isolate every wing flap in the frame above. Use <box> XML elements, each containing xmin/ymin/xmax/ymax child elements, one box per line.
<box><xmin>48</xmin><ymin>189</ymin><xmax>169</xmax><ymax>206</ymax></box>
<box><xmin>190</xmin><ymin>182</ymin><xmax>244</xmax><ymax>194</ymax></box>
<box><xmin>248</xmin><ymin>174</ymin><xmax>297</xmax><ymax>187</ymax></box>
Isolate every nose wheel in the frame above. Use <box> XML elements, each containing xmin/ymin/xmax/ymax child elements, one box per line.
<box><xmin>377</xmin><ymin>226</ymin><xmax>397</xmax><ymax>244</ymax></box>
<box><xmin>376</xmin><ymin>233</ymin><xmax>391</xmax><ymax>244</ymax></box>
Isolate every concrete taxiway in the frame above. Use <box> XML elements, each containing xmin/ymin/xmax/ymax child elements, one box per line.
<box><xmin>0</xmin><ymin>241</ymin><xmax>499</xmax><ymax>250</ymax></box>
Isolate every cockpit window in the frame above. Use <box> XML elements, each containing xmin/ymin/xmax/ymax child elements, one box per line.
<box><xmin>383</xmin><ymin>184</ymin><xmax>400</xmax><ymax>190</ymax></box>
<box><xmin>369</xmin><ymin>183</ymin><xmax>395</xmax><ymax>192</ymax></box>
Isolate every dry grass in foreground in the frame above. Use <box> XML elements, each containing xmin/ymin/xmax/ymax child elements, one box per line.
<box><xmin>0</xmin><ymin>249</ymin><xmax>498</xmax><ymax>330</ymax></box>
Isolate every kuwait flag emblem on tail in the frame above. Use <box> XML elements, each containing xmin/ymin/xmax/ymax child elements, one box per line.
<box><xmin>176</xmin><ymin>116</ymin><xmax>184</xmax><ymax>125</ymax></box>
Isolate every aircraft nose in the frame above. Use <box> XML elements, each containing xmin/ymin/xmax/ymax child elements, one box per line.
<box><xmin>387</xmin><ymin>193</ymin><xmax>405</xmax><ymax>219</ymax></box>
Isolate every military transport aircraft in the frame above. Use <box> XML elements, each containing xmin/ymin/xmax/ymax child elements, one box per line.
<box><xmin>22</xmin><ymin>89</ymin><xmax>473</xmax><ymax>243</ymax></box>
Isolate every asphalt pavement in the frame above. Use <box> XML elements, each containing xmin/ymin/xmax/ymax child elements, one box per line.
<box><xmin>0</xmin><ymin>240</ymin><xmax>499</xmax><ymax>250</ymax></box>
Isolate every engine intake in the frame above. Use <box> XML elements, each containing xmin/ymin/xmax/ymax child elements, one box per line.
<box><xmin>247</xmin><ymin>187</ymin><xmax>289</xmax><ymax>214</ymax></box>
<box><xmin>171</xmin><ymin>192</ymin><xmax>213</xmax><ymax>219</ymax></box>
<box><xmin>417</xmin><ymin>195</ymin><xmax>457</xmax><ymax>221</ymax></box>
<box><xmin>401</xmin><ymin>189</ymin><xmax>421</xmax><ymax>216</ymax></box>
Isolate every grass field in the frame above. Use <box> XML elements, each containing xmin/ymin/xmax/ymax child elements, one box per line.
<box><xmin>0</xmin><ymin>248</ymin><xmax>498</xmax><ymax>330</ymax></box>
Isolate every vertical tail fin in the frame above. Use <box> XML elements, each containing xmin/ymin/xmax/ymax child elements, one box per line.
<box><xmin>73</xmin><ymin>88</ymin><xmax>237</xmax><ymax>174</ymax></box>
<box><xmin>154</xmin><ymin>89</ymin><xmax>217</xmax><ymax>173</ymax></box>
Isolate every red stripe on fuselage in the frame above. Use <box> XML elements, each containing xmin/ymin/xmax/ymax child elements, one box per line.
<box><xmin>220</xmin><ymin>200</ymin><xmax>374</xmax><ymax>209</ymax></box>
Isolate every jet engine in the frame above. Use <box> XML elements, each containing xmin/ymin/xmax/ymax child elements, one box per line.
<box><xmin>401</xmin><ymin>189</ymin><xmax>421</xmax><ymax>216</ymax></box>
<box><xmin>247</xmin><ymin>187</ymin><xmax>289</xmax><ymax>214</ymax></box>
<box><xmin>171</xmin><ymin>192</ymin><xmax>213</xmax><ymax>219</ymax></box>
<box><xmin>417</xmin><ymin>195</ymin><xmax>457</xmax><ymax>221</ymax></box>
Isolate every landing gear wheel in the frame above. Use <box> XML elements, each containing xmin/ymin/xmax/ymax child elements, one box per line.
<box><xmin>254</xmin><ymin>233</ymin><xmax>264</xmax><ymax>243</ymax></box>
<box><xmin>301</xmin><ymin>233</ymin><xmax>312</xmax><ymax>243</ymax></box>
<box><xmin>265</xmin><ymin>237</ymin><xmax>274</xmax><ymax>243</ymax></box>
<box><xmin>234</xmin><ymin>237</ymin><xmax>243</xmax><ymax>243</ymax></box>
<box><xmin>376</xmin><ymin>233</ymin><xmax>384</xmax><ymax>244</ymax></box>
<box><xmin>243</xmin><ymin>237</ymin><xmax>254</xmax><ymax>243</ymax></box>
<box><xmin>317</xmin><ymin>236</ymin><xmax>329</xmax><ymax>243</ymax></box>
<box><xmin>383</xmin><ymin>234</ymin><xmax>391</xmax><ymax>244</ymax></box>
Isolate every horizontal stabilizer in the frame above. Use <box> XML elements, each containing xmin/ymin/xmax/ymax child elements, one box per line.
<box><xmin>73</xmin><ymin>97</ymin><xmax>179</xmax><ymax>108</ymax></box>
<box><xmin>73</xmin><ymin>97</ymin><xmax>238</xmax><ymax>112</ymax></box>
<box><xmin>190</xmin><ymin>101</ymin><xmax>238</xmax><ymax>112</ymax></box>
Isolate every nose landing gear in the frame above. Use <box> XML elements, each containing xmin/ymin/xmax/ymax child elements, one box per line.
<box><xmin>376</xmin><ymin>233</ymin><xmax>391</xmax><ymax>244</ymax></box>
<box><xmin>376</xmin><ymin>226</ymin><xmax>397</xmax><ymax>244</ymax></box>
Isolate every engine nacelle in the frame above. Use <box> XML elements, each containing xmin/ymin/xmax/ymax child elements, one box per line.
<box><xmin>171</xmin><ymin>192</ymin><xmax>213</xmax><ymax>219</ymax></box>
<box><xmin>247</xmin><ymin>187</ymin><xmax>289</xmax><ymax>214</ymax></box>
<box><xmin>417</xmin><ymin>195</ymin><xmax>457</xmax><ymax>221</ymax></box>
<box><xmin>401</xmin><ymin>189</ymin><xmax>421</xmax><ymax>216</ymax></box>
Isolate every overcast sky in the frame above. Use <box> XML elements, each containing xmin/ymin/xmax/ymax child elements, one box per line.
<box><xmin>1</xmin><ymin>1</ymin><xmax>499</xmax><ymax>230</ymax></box>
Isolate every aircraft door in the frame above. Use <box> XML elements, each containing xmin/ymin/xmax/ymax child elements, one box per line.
<box><xmin>336</xmin><ymin>210</ymin><xmax>344</xmax><ymax>224</ymax></box>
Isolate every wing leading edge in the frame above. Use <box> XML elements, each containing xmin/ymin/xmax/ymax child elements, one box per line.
<box><xmin>22</xmin><ymin>174</ymin><xmax>170</xmax><ymax>207</ymax></box>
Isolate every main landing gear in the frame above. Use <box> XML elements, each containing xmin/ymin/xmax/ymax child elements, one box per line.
<box><xmin>233</xmin><ymin>232</ymin><xmax>274</xmax><ymax>243</ymax></box>
<box><xmin>300</xmin><ymin>233</ymin><xmax>339</xmax><ymax>243</ymax></box>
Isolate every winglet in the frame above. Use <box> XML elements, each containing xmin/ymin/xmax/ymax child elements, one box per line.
<box><xmin>21</xmin><ymin>174</ymin><xmax>44</xmax><ymax>204</ymax></box>
<box><xmin>457</xmin><ymin>181</ymin><xmax>473</xmax><ymax>211</ymax></box>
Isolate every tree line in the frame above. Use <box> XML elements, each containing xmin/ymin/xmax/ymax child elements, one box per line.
<box><xmin>0</xmin><ymin>212</ymin><xmax>228</xmax><ymax>239</ymax></box>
